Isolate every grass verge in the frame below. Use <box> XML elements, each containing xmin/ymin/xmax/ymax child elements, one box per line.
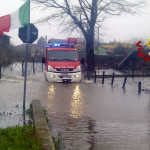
<box><xmin>0</xmin><ymin>125</ymin><xmax>42</xmax><ymax>150</ymax></box>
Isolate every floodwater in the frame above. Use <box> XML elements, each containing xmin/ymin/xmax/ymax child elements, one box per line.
<box><xmin>46</xmin><ymin>78</ymin><xmax>150</xmax><ymax>150</ymax></box>
<box><xmin>0</xmin><ymin>63</ymin><xmax>47</xmax><ymax>127</ymax></box>
<box><xmin>1</xmin><ymin>63</ymin><xmax>150</xmax><ymax>150</ymax></box>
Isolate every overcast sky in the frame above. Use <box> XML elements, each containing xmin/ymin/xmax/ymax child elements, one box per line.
<box><xmin>0</xmin><ymin>0</ymin><xmax>150</xmax><ymax>45</ymax></box>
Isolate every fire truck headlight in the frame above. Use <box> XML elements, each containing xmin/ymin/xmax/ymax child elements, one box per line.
<box><xmin>75</xmin><ymin>66</ymin><xmax>81</xmax><ymax>72</ymax></box>
<box><xmin>75</xmin><ymin>75</ymin><xmax>79</xmax><ymax>78</ymax></box>
<box><xmin>51</xmin><ymin>75</ymin><xmax>55</xmax><ymax>78</ymax></box>
<box><xmin>48</xmin><ymin>66</ymin><xmax>54</xmax><ymax>72</ymax></box>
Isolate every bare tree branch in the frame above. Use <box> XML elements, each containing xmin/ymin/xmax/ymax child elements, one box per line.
<box><xmin>32</xmin><ymin>0</ymin><xmax>149</xmax><ymax>71</ymax></box>
<box><xmin>78</xmin><ymin>0</ymin><xmax>90</xmax><ymax>23</ymax></box>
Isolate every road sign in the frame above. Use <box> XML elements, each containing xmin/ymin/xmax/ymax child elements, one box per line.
<box><xmin>19</xmin><ymin>24</ymin><xmax>38</xmax><ymax>44</ymax></box>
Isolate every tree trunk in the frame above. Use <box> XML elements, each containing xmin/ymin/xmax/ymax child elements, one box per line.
<box><xmin>85</xmin><ymin>28</ymin><xmax>95</xmax><ymax>73</ymax></box>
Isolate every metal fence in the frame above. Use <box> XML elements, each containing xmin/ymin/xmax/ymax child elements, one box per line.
<box><xmin>1</xmin><ymin>62</ymin><xmax>44</xmax><ymax>77</ymax></box>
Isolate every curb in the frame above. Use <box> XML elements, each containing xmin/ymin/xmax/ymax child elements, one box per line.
<box><xmin>32</xmin><ymin>99</ymin><xmax>55</xmax><ymax>150</ymax></box>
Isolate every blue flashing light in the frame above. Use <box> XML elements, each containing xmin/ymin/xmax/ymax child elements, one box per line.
<box><xmin>54</xmin><ymin>43</ymin><xmax>60</xmax><ymax>47</ymax></box>
<box><xmin>52</xmin><ymin>43</ymin><xmax>75</xmax><ymax>48</ymax></box>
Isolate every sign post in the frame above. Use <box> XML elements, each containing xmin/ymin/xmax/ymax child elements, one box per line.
<box><xmin>18</xmin><ymin>0</ymin><xmax>38</xmax><ymax>125</ymax></box>
<box><xmin>19</xmin><ymin>24</ymin><xmax>38</xmax><ymax>44</ymax></box>
<box><xmin>23</xmin><ymin>26</ymin><xmax>30</xmax><ymax>125</ymax></box>
<box><xmin>19</xmin><ymin>21</ymin><xmax>38</xmax><ymax>125</ymax></box>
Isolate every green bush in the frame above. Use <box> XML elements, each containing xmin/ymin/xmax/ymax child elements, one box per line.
<box><xmin>0</xmin><ymin>125</ymin><xmax>42</xmax><ymax>150</ymax></box>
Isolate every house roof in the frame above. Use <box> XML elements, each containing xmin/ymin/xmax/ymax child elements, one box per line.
<box><xmin>101</xmin><ymin>42</ymin><xmax>132</xmax><ymax>49</ymax></box>
<box><xmin>2</xmin><ymin>33</ymin><xmax>11</xmax><ymax>38</ymax></box>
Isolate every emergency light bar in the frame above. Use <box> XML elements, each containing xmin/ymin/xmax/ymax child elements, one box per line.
<box><xmin>47</xmin><ymin>43</ymin><xmax>75</xmax><ymax>48</ymax></box>
<box><xmin>54</xmin><ymin>43</ymin><xmax>60</xmax><ymax>47</ymax></box>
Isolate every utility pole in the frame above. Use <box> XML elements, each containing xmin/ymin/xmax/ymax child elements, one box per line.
<box><xmin>97</xmin><ymin>27</ymin><xmax>100</xmax><ymax>45</ymax></box>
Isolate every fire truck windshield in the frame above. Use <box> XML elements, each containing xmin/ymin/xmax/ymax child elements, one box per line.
<box><xmin>49</xmin><ymin>50</ymin><xmax>78</xmax><ymax>61</ymax></box>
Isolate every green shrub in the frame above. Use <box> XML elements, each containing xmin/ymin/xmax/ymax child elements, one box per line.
<box><xmin>0</xmin><ymin>125</ymin><xmax>42</xmax><ymax>150</ymax></box>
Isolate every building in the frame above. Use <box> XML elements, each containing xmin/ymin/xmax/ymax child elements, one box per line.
<box><xmin>100</xmin><ymin>40</ymin><xmax>133</xmax><ymax>55</ymax></box>
<box><xmin>0</xmin><ymin>34</ymin><xmax>11</xmax><ymax>47</ymax></box>
<box><xmin>0</xmin><ymin>34</ymin><xmax>11</xmax><ymax>65</ymax></box>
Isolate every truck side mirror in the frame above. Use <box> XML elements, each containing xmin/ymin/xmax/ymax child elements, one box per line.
<box><xmin>80</xmin><ymin>58</ymin><xmax>85</xmax><ymax>64</ymax></box>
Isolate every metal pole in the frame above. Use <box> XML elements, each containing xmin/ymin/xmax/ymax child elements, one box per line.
<box><xmin>111</xmin><ymin>72</ymin><xmax>115</xmax><ymax>85</ymax></box>
<box><xmin>122</xmin><ymin>76</ymin><xmax>127</xmax><ymax>89</ymax></box>
<box><xmin>0</xmin><ymin>64</ymin><xmax>1</xmax><ymax>79</ymax></box>
<box><xmin>102</xmin><ymin>71</ymin><xmax>105</xmax><ymax>84</ymax></box>
<box><xmin>138</xmin><ymin>81</ymin><xmax>141</xmax><ymax>94</ymax></box>
<box><xmin>98</xmin><ymin>27</ymin><xmax>99</xmax><ymax>45</ymax></box>
<box><xmin>33</xmin><ymin>57</ymin><xmax>35</xmax><ymax>74</ymax></box>
<box><xmin>23</xmin><ymin>0</ymin><xmax>30</xmax><ymax>126</ymax></box>
<box><xmin>94</xmin><ymin>70</ymin><xmax>96</xmax><ymax>83</ymax></box>
<box><xmin>23</xmin><ymin>42</ymin><xmax>28</xmax><ymax>125</ymax></box>
<box><xmin>11</xmin><ymin>62</ymin><xmax>13</xmax><ymax>72</ymax></box>
<box><xmin>22</xmin><ymin>60</ymin><xmax>24</xmax><ymax>76</ymax></box>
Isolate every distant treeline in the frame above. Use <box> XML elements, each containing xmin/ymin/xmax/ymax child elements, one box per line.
<box><xmin>0</xmin><ymin>45</ymin><xmax>43</xmax><ymax>66</ymax></box>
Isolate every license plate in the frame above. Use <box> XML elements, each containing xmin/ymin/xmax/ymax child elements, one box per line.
<box><xmin>60</xmin><ymin>73</ymin><xmax>71</xmax><ymax>78</ymax></box>
<box><xmin>62</xmin><ymin>72</ymin><xmax>68</xmax><ymax>75</ymax></box>
<box><xmin>63</xmin><ymin>79</ymin><xmax>71</xmax><ymax>82</ymax></box>
<box><xmin>62</xmin><ymin>69</ymin><xmax>68</xmax><ymax>72</ymax></box>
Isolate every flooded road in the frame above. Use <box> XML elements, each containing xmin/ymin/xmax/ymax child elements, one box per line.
<box><xmin>0</xmin><ymin>63</ymin><xmax>47</xmax><ymax>127</ymax></box>
<box><xmin>0</xmin><ymin>73</ymin><xmax>48</xmax><ymax>127</ymax></box>
<box><xmin>1</xmin><ymin>64</ymin><xmax>150</xmax><ymax>149</ymax></box>
<box><xmin>46</xmin><ymin>78</ymin><xmax>150</xmax><ymax>150</ymax></box>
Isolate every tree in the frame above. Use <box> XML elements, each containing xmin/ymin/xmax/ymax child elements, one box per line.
<box><xmin>37</xmin><ymin>36</ymin><xmax>45</xmax><ymax>46</ymax></box>
<box><xmin>33</xmin><ymin>0</ymin><xmax>148</xmax><ymax>72</ymax></box>
<box><xmin>37</xmin><ymin>36</ymin><xmax>45</xmax><ymax>57</ymax></box>
<box><xmin>0</xmin><ymin>46</ymin><xmax>12</xmax><ymax>65</ymax></box>
<box><xmin>113</xmin><ymin>44</ymin><xmax>126</xmax><ymax>56</ymax></box>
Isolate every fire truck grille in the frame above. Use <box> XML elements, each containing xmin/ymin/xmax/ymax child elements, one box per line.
<box><xmin>56</xmin><ymin>69</ymin><xmax>73</xmax><ymax>72</ymax></box>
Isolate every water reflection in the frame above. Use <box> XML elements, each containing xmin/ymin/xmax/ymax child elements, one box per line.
<box><xmin>86</xmin><ymin>119</ymin><xmax>97</xmax><ymax>150</ymax></box>
<box><xmin>47</xmin><ymin>84</ymin><xmax>56</xmax><ymax>114</ymax></box>
<box><xmin>70</xmin><ymin>84</ymin><xmax>85</xmax><ymax>118</ymax></box>
<box><xmin>48</xmin><ymin>84</ymin><xmax>55</xmax><ymax>99</ymax></box>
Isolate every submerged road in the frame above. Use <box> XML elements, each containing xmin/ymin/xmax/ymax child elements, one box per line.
<box><xmin>45</xmin><ymin>78</ymin><xmax>150</xmax><ymax>150</ymax></box>
<box><xmin>1</xmin><ymin>64</ymin><xmax>150</xmax><ymax>149</ymax></box>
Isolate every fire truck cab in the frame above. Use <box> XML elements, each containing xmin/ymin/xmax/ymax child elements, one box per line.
<box><xmin>45</xmin><ymin>42</ymin><xmax>82</xmax><ymax>82</ymax></box>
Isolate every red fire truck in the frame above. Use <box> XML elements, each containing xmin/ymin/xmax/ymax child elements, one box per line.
<box><xmin>44</xmin><ymin>39</ymin><xmax>81</xmax><ymax>82</ymax></box>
